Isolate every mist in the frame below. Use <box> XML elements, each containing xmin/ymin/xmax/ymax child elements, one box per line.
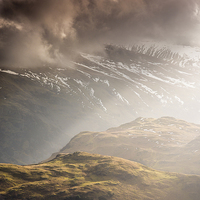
<box><xmin>0</xmin><ymin>0</ymin><xmax>200</xmax><ymax>67</ymax></box>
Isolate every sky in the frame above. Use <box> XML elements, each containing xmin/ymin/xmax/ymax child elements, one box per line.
<box><xmin>0</xmin><ymin>0</ymin><xmax>200</xmax><ymax>67</ymax></box>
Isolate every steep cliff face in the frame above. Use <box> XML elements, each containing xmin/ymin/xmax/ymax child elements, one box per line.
<box><xmin>1</xmin><ymin>43</ymin><xmax>200</xmax><ymax>164</ymax></box>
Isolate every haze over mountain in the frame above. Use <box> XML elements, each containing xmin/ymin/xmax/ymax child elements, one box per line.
<box><xmin>1</xmin><ymin>43</ymin><xmax>200</xmax><ymax>164</ymax></box>
<box><xmin>1</xmin><ymin>1</ymin><xmax>200</xmax><ymax>199</ymax></box>
<box><xmin>1</xmin><ymin>0</ymin><xmax>200</xmax><ymax>165</ymax></box>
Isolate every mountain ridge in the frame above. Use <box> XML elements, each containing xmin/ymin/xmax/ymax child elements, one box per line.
<box><xmin>59</xmin><ymin>117</ymin><xmax>200</xmax><ymax>175</ymax></box>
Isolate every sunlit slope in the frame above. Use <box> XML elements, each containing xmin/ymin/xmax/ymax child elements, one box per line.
<box><xmin>61</xmin><ymin>117</ymin><xmax>200</xmax><ymax>175</ymax></box>
<box><xmin>1</xmin><ymin>152</ymin><xmax>200</xmax><ymax>200</ymax></box>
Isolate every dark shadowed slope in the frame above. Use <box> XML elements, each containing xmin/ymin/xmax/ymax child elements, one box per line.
<box><xmin>1</xmin><ymin>152</ymin><xmax>200</xmax><ymax>200</ymax></box>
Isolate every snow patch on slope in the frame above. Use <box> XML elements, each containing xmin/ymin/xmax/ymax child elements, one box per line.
<box><xmin>0</xmin><ymin>69</ymin><xmax>19</xmax><ymax>75</ymax></box>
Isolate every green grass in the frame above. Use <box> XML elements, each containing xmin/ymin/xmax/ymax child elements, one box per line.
<box><xmin>1</xmin><ymin>152</ymin><xmax>200</xmax><ymax>199</ymax></box>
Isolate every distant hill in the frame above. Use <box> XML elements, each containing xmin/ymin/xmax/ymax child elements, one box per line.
<box><xmin>1</xmin><ymin>152</ymin><xmax>200</xmax><ymax>200</ymax></box>
<box><xmin>59</xmin><ymin>117</ymin><xmax>200</xmax><ymax>175</ymax></box>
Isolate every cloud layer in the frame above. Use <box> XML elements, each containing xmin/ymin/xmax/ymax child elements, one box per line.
<box><xmin>0</xmin><ymin>0</ymin><xmax>200</xmax><ymax>67</ymax></box>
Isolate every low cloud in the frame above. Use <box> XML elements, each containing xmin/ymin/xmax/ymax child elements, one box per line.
<box><xmin>0</xmin><ymin>0</ymin><xmax>199</xmax><ymax>67</ymax></box>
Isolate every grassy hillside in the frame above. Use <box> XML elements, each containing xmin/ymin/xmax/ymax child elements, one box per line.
<box><xmin>60</xmin><ymin>117</ymin><xmax>200</xmax><ymax>175</ymax></box>
<box><xmin>1</xmin><ymin>152</ymin><xmax>200</xmax><ymax>200</ymax></box>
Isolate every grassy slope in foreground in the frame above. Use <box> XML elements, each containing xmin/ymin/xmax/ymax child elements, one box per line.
<box><xmin>1</xmin><ymin>152</ymin><xmax>200</xmax><ymax>200</ymax></box>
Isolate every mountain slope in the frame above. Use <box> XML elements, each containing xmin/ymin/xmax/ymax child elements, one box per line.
<box><xmin>0</xmin><ymin>68</ymin><xmax>112</xmax><ymax>164</ymax></box>
<box><xmin>60</xmin><ymin>117</ymin><xmax>200</xmax><ymax>175</ymax></box>
<box><xmin>1</xmin><ymin>152</ymin><xmax>200</xmax><ymax>200</ymax></box>
<box><xmin>1</xmin><ymin>43</ymin><xmax>200</xmax><ymax>164</ymax></box>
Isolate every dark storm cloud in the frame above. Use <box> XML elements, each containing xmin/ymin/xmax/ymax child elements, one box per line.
<box><xmin>0</xmin><ymin>0</ymin><xmax>199</xmax><ymax>67</ymax></box>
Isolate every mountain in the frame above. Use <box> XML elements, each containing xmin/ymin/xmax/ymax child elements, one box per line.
<box><xmin>59</xmin><ymin>117</ymin><xmax>200</xmax><ymax>175</ymax></box>
<box><xmin>1</xmin><ymin>43</ymin><xmax>200</xmax><ymax>164</ymax></box>
<box><xmin>0</xmin><ymin>67</ymin><xmax>116</xmax><ymax>164</ymax></box>
<box><xmin>1</xmin><ymin>152</ymin><xmax>200</xmax><ymax>200</ymax></box>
